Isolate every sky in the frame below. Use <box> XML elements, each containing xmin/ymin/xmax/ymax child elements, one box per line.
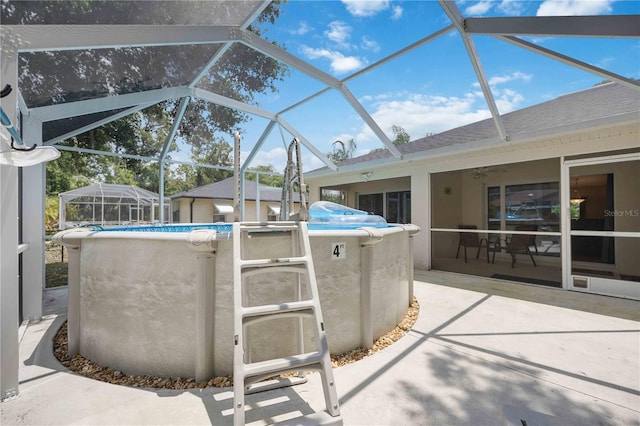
<box><xmin>208</xmin><ymin>0</ymin><xmax>640</xmax><ymax>173</ymax></box>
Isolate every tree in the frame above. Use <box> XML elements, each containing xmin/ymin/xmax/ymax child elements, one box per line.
<box><xmin>369</xmin><ymin>125</ymin><xmax>411</xmax><ymax>154</ymax></box>
<box><xmin>391</xmin><ymin>125</ymin><xmax>410</xmax><ymax>145</ymax></box>
<box><xmin>245</xmin><ymin>165</ymin><xmax>284</xmax><ymax>188</ymax></box>
<box><xmin>328</xmin><ymin>139</ymin><xmax>357</xmax><ymax>163</ymax></box>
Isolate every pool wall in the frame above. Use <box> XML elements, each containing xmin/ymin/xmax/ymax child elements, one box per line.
<box><xmin>54</xmin><ymin>224</ymin><xmax>419</xmax><ymax>380</ymax></box>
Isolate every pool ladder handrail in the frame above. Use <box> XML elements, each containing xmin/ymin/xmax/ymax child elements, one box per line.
<box><xmin>232</xmin><ymin>221</ymin><xmax>341</xmax><ymax>425</ymax></box>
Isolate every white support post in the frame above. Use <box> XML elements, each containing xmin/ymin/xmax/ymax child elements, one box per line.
<box><xmin>359</xmin><ymin>228</ymin><xmax>383</xmax><ymax>349</ymax></box>
<box><xmin>0</xmin><ymin>47</ymin><xmax>20</xmax><ymax>401</ymax></box>
<box><xmin>360</xmin><ymin>245</ymin><xmax>374</xmax><ymax>349</ymax></box>
<box><xmin>52</xmin><ymin>231</ymin><xmax>82</xmax><ymax>357</ymax></box>
<box><xmin>20</xmin><ymin>117</ymin><xmax>46</xmax><ymax>321</ymax></box>
<box><xmin>187</xmin><ymin>230</ymin><xmax>218</xmax><ymax>382</ymax></box>
<box><xmin>396</xmin><ymin>224</ymin><xmax>421</xmax><ymax>306</ymax></box>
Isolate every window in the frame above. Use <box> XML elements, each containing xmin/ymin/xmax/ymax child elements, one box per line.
<box><xmin>267</xmin><ymin>205</ymin><xmax>280</xmax><ymax>221</ymax></box>
<box><xmin>488</xmin><ymin>182</ymin><xmax>560</xmax><ymax>232</ymax></box>
<box><xmin>386</xmin><ymin>191</ymin><xmax>411</xmax><ymax>223</ymax></box>
<box><xmin>214</xmin><ymin>203</ymin><xmax>233</xmax><ymax>223</ymax></box>
<box><xmin>321</xmin><ymin>188</ymin><xmax>346</xmax><ymax>205</ymax></box>
<box><xmin>358</xmin><ymin>193</ymin><xmax>383</xmax><ymax>216</ymax></box>
<box><xmin>130</xmin><ymin>207</ymin><xmax>141</xmax><ymax>222</ymax></box>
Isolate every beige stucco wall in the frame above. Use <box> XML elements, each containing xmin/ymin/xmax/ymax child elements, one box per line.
<box><xmin>175</xmin><ymin>198</ymin><xmax>293</xmax><ymax>223</ymax></box>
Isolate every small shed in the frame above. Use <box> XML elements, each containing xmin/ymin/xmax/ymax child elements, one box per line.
<box><xmin>58</xmin><ymin>183</ymin><xmax>170</xmax><ymax>229</ymax></box>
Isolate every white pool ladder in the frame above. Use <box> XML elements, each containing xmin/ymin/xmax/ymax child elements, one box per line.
<box><xmin>232</xmin><ymin>221</ymin><xmax>341</xmax><ymax>425</ymax></box>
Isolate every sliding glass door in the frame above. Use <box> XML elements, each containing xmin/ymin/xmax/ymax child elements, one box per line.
<box><xmin>564</xmin><ymin>154</ymin><xmax>640</xmax><ymax>299</ymax></box>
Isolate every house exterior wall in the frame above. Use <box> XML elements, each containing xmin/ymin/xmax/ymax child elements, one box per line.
<box><xmin>306</xmin><ymin>121</ymin><xmax>639</xmax><ymax>271</ymax></box>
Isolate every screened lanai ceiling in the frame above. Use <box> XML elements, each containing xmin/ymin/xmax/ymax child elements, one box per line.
<box><xmin>1</xmin><ymin>0</ymin><xmax>638</xmax><ymax>174</ymax></box>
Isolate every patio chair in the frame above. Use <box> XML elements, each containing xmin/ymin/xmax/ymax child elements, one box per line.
<box><xmin>456</xmin><ymin>225</ymin><xmax>489</xmax><ymax>263</ymax></box>
<box><xmin>505</xmin><ymin>225</ymin><xmax>538</xmax><ymax>268</ymax></box>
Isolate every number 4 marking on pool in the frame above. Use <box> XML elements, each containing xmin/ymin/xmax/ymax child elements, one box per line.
<box><xmin>332</xmin><ymin>242</ymin><xmax>346</xmax><ymax>260</ymax></box>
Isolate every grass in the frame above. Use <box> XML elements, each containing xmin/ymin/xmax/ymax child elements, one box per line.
<box><xmin>46</xmin><ymin>262</ymin><xmax>68</xmax><ymax>288</ymax></box>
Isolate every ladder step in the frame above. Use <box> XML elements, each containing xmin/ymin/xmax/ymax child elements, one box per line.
<box><xmin>239</xmin><ymin>223</ymin><xmax>299</xmax><ymax>232</ymax></box>
<box><xmin>243</xmin><ymin>352</ymin><xmax>325</xmax><ymax>378</ymax></box>
<box><xmin>242</xmin><ymin>300</ymin><xmax>315</xmax><ymax>318</ymax></box>
<box><xmin>245</xmin><ymin>375</ymin><xmax>308</xmax><ymax>395</ymax></box>
<box><xmin>239</xmin><ymin>257</ymin><xmax>308</xmax><ymax>268</ymax></box>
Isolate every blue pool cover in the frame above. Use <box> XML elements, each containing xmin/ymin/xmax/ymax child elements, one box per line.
<box><xmin>98</xmin><ymin>201</ymin><xmax>390</xmax><ymax>232</ymax></box>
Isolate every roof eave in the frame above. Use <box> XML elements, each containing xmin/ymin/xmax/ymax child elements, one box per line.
<box><xmin>305</xmin><ymin>111</ymin><xmax>639</xmax><ymax>179</ymax></box>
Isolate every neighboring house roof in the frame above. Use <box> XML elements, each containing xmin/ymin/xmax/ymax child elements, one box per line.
<box><xmin>170</xmin><ymin>177</ymin><xmax>299</xmax><ymax>202</ymax></box>
<box><xmin>311</xmin><ymin>82</ymin><xmax>639</xmax><ymax>172</ymax></box>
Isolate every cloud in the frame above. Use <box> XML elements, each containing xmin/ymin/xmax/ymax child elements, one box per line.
<box><xmin>361</xmin><ymin>36</ymin><xmax>380</xmax><ymax>52</ymax></box>
<box><xmin>391</xmin><ymin>5</ymin><xmax>403</xmax><ymax>20</ymax></box>
<box><xmin>289</xmin><ymin>22</ymin><xmax>312</xmax><ymax>36</ymax></box>
<box><xmin>354</xmin><ymin>82</ymin><xmax>528</xmax><ymax>147</ymax></box>
<box><xmin>243</xmin><ymin>147</ymin><xmax>288</xmax><ymax>172</ymax></box>
<box><xmin>464</xmin><ymin>1</ymin><xmax>493</xmax><ymax>16</ymax></box>
<box><xmin>325</xmin><ymin>21</ymin><xmax>352</xmax><ymax>48</ymax></box>
<box><xmin>497</xmin><ymin>0</ymin><xmax>527</xmax><ymax>15</ymax></box>
<box><xmin>300</xmin><ymin>46</ymin><xmax>366</xmax><ymax>74</ymax></box>
<box><xmin>536</xmin><ymin>0</ymin><xmax>614</xmax><ymax>16</ymax></box>
<box><xmin>342</xmin><ymin>0</ymin><xmax>390</xmax><ymax>17</ymax></box>
<box><xmin>483</xmin><ymin>71</ymin><xmax>533</xmax><ymax>86</ymax></box>
<box><xmin>353</xmin><ymin>91</ymin><xmax>490</xmax><ymax>146</ymax></box>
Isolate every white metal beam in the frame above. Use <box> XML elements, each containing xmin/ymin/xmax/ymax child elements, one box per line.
<box><xmin>343</xmin><ymin>24</ymin><xmax>455</xmax><ymax>83</ymax></box>
<box><xmin>192</xmin><ymin>88</ymin><xmax>276</xmax><ymax>120</ymax></box>
<box><xmin>160</xmin><ymin>97</ymin><xmax>190</xmax><ymax>161</ymax></box>
<box><xmin>158</xmin><ymin>96</ymin><xmax>190</xmax><ymax>223</ymax></box>
<box><xmin>277</xmin><ymin>24</ymin><xmax>454</xmax><ymax>115</ymax></box>
<box><xmin>338</xmin><ymin>84</ymin><xmax>402</xmax><ymax>158</ymax></box>
<box><xmin>237</xmin><ymin>28</ymin><xmax>342</xmax><ymax>89</ymax></box>
<box><xmin>3</xmin><ymin>25</ymin><xmax>235</xmax><ymax>52</ymax></box>
<box><xmin>188</xmin><ymin>1</ymin><xmax>269</xmax><ymax>88</ymax></box>
<box><xmin>168</xmin><ymin>159</ymin><xmax>234</xmax><ymax>172</ymax></box>
<box><xmin>439</xmin><ymin>0</ymin><xmax>508</xmax><ymax>142</ymax></box>
<box><xmin>241</xmin><ymin>120</ymin><xmax>278</xmax><ymax>172</ymax></box>
<box><xmin>464</xmin><ymin>15</ymin><xmax>640</xmax><ymax>38</ymax></box>
<box><xmin>54</xmin><ymin>145</ymin><xmax>160</xmax><ymax>162</ymax></box>
<box><xmin>277</xmin><ymin>117</ymin><xmax>337</xmax><ymax>171</ymax></box>
<box><xmin>31</xmin><ymin>86</ymin><xmax>191</xmax><ymax>121</ymax></box>
<box><xmin>44</xmin><ymin>102</ymin><xmax>157</xmax><ymax>146</ymax></box>
<box><xmin>498</xmin><ymin>35</ymin><xmax>640</xmax><ymax>92</ymax></box>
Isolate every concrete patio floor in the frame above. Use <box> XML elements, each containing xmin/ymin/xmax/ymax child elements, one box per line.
<box><xmin>1</xmin><ymin>270</ymin><xmax>639</xmax><ymax>425</ymax></box>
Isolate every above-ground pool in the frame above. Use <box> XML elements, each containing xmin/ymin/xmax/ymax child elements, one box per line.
<box><xmin>54</xmin><ymin>221</ymin><xmax>420</xmax><ymax>381</ymax></box>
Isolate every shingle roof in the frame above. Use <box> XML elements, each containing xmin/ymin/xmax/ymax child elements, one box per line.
<box><xmin>316</xmin><ymin>82</ymin><xmax>639</xmax><ymax>170</ymax></box>
<box><xmin>170</xmin><ymin>177</ymin><xmax>298</xmax><ymax>202</ymax></box>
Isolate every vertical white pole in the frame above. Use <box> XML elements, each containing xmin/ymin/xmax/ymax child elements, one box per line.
<box><xmin>233</xmin><ymin>132</ymin><xmax>241</xmax><ymax>222</ymax></box>
<box><xmin>54</xmin><ymin>232</ymin><xmax>82</xmax><ymax>357</ymax></box>
<box><xmin>255</xmin><ymin>172</ymin><xmax>260</xmax><ymax>221</ymax></box>
<box><xmin>360</xmin><ymin>244</ymin><xmax>373</xmax><ymax>349</ymax></box>
<box><xmin>0</xmin><ymin>48</ymin><xmax>21</xmax><ymax>400</ymax></box>
<box><xmin>560</xmin><ymin>157</ymin><xmax>570</xmax><ymax>290</ymax></box>
<box><xmin>21</xmin><ymin>117</ymin><xmax>45</xmax><ymax>321</ymax></box>
<box><xmin>188</xmin><ymin>231</ymin><xmax>217</xmax><ymax>382</ymax></box>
